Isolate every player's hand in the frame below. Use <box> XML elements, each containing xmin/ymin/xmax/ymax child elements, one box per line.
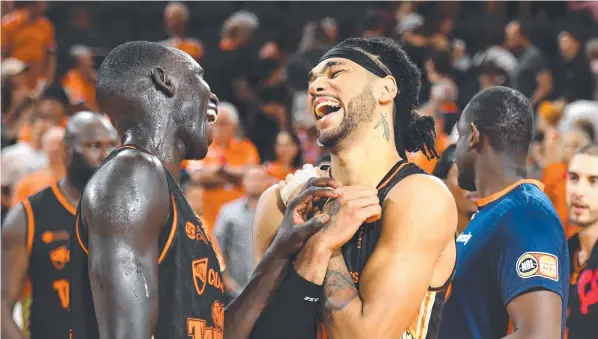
<box><xmin>314</xmin><ymin>186</ymin><xmax>381</xmax><ymax>251</ymax></box>
<box><xmin>279</xmin><ymin>164</ymin><xmax>332</xmax><ymax>207</ymax></box>
<box><xmin>271</xmin><ymin>177</ymin><xmax>339</xmax><ymax>258</ymax></box>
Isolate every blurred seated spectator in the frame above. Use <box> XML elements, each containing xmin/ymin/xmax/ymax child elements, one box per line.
<box><xmin>17</xmin><ymin>86</ymin><xmax>68</xmax><ymax>144</ymax></box>
<box><xmin>264</xmin><ymin>130</ymin><xmax>303</xmax><ymax>182</ymax></box>
<box><xmin>214</xmin><ymin>165</ymin><xmax>270</xmax><ymax>300</ymax></box>
<box><xmin>554</xmin><ymin>28</ymin><xmax>594</xmax><ymax>103</ymax></box>
<box><xmin>558</xmin><ymin>100</ymin><xmax>598</xmax><ymax>141</ymax></box>
<box><xmin>187</xmin><ymin>101</ymin><xmax>260</xmax><ymax>231</ymax></box>
<box><xmin>587</xmin><ymin>38</ymin><xmax>598</xmax><ymax>101</ymax></box>
<box><xmin>10</xmin><ymin>126</ymin><xmax>65</xmax><ymax>207</ymax></box>
<box><xmin>160</xmin><ymin>1</ymin><xmax>203</xmax><ymax>62</ymax></box>
<box><xmin>1</xmin><ymin>1</ymin><xmax>56</xmax><ymax>91</ymax></box>
<box><xmin>62</xmin><ymin>45</ymin><xmax>97</xmax><ymax>112</ymax></box>
<box><xmin>543</xmin><ymin>120</ymin><xmax>595</xmax><ymax>238</ymax></box>
<box><xmin>1</xmin><ymin>58</ymin><xmax>34</xmax><ymax>145</ymax></box>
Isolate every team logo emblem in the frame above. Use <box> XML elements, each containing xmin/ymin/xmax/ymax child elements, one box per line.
<box><xmin>192</xmin><ymin>258</ymin><xmax>209</xmax><ymax>295</ymax></box>
<box><xmin>186</xmin><ymin>222</ymin><xmax>196</xmax><ymax>240</ymax></box>
<box><xmin>49</xmin><ymin>246</ymin><xmax>70</xmax><ymax>270</ymax></box>
<box><xmin>212</xmin><ymin>300</ymin><xmax>225</xmax><ymax>331</ymax></box>
<box><xmin>516</xmin><ymin>252</ymin><xmax>558</xmax><ymax>281</ymax></box>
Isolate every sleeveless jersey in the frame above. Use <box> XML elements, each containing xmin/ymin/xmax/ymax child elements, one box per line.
<box><xmin>326</xmin><ymin>161</ymin><xmax>453</xmax><ymax>339</ymax></box>
<box><xmin>21</xmin><ymin>182</ymin><xmax>75</xmax><ymax>339</ymax></box>
<box><xmin>69</xmin><ymin>146</ymin><xmax>226</xmax><ymax>339</ymax></box>
<box><xmin>567</xmin><ymin>234</ymin><xmax>598</xmax><ymax>339</ymax></box>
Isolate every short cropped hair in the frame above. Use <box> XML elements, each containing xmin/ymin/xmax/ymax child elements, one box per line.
<box><xmin>576</xmin><ymin>142</ymin><xmax>598</xmax><ymax>157</ymax></box>
<box><xmin>463</xmin><ymin>86</ymin><xmax>534</xmax><ymax>155</ymax></box>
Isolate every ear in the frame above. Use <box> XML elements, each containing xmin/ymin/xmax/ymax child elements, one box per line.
<box><xmin>151</xmin><ymin>66</ymin><xmax>175</xmax><ymax>98</ymax></box>
<box><xmin>378</xmin><ymin>75</ymin><xmax>398</xmax><ymax>105</ymax></box>
<box><xmin>468</xmin><ymin>122</ymin><xmax>481</xmax><ymax>152</ymax></box>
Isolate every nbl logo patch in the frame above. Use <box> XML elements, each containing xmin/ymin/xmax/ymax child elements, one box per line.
<box><xmin>516</xmin><ymin>252</ymin><xmax>559</xmax><ymax>281</ymax></box>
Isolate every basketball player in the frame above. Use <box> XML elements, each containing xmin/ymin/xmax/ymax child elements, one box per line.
<box><xmin>439</xmin><ymin>86</ymin><xmax>569</xmax><ymax>338</ymax></box>
<box><xmin>253</xmin><ymin>36</ymin><xmax>458</xmax><ymax>338</ymax></box>
<box><xmin>69</xmin><ymin>41</ymin><xmax>339</xmax><ymax>339</ymax></box>
<box><xmin>566</xmin><ymin>143</ymin><xmax>598</xmax><ymax>339</ymax></box>
<box><xmin>1</xmin><ymin>111</ymin><xmax>119</xmax><ymax>339</ymax></box>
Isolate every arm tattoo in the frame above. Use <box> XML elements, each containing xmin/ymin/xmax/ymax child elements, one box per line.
<box><xmin>322</xmin><ymin>250</ymin><xmax>359</xmax><ymax>326</ymax></box>
<box><xmin>374</xmin><ymin>112</ymin><xmax>390</xmax><ymax>142</ymax></box>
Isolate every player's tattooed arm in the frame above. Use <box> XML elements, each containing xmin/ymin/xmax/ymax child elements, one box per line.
<box><xmin>322</xmin><ymin>250</ymin><xmax>359</xmax><ymax>326</ymax></box>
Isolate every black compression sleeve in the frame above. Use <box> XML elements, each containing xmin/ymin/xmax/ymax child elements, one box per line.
<box><xmin>251</xmin><ymin>268</ymin><xmax>322</xmax><ymax>339</ymax></box>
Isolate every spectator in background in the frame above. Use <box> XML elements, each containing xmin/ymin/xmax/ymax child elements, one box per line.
<box><xmin>505</xmin><ymin>20</ymin><xmax>553</xmax><ymax>107</ymax></box>
<box><xmin>17</xmin><ymin>86</ymin><xmax>68</xmax><ymax>144</ymax></box>
<box><xmin>1</xmin><ymin>58</ymin><xmax>34</xmax><ymax>145</ymax></box>
<box><xmin>432</xmin><ymin>144</ymin><xmax>477</xmax><ymax>234</ymax></box>
<box><xmin>214</xmin><ymin>165</ymin><xmax>270</xmax><ymax>300</ymax></box>
<box><xmin>554</xmin><ymin>28</ymin><xmax>594</xmax><ymax>103</ymax></box>
<box><xmin>543</xmin><ymin>120</ymin><xmax>595</xmax><ymax>239</ymax></box>
<box><xmin>264</xmin><ymin>130</ymin><xmax>303</xmax><ymax>182</ymax></box>
<box><xmin>161</xmin><ymin>1</ymin><xmax>203</xmax><ymax>62</ymax></box>
<box><xmin>1</xmin><ymin>1</ymin><xmax>55</xmax><ymax>93</ymax></box>
<box><xmin>424</xmin><ymin>49</ymin><xmax>459</xmax><ymax>134</ymax></box>
<box><xmin>61</xmin><ymin>45</ymin><xmax>98</xmax><ymax>112</ymax></box>
<box><xmin>10</xmin><ymin>126</ymin><xmax>65</xmax><ymax>207</ymax></box>
<box><xmin>586</xmin><ymin>38</ymin><xmax>598</xmax><ymax>101</ymax></box>
<box><xmin>188</xmin><ymin>101</ymin><xmax>260</xmax><ymax>231</ymax></box>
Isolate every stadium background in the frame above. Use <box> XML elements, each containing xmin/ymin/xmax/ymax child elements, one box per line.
<box><xmin>1</xmin><ymin>0</ymin><xmax>597</xmax><ymax>332</ymax></box>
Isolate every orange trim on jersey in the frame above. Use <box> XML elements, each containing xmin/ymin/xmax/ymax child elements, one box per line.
<box><xmin>158</xmin><ymin>195</ymin><xmax>178</xmax><ymax>264</ymax></box>
<box><xmin>570</xmin><ymin>249</ymin><xmax>587</xmax><ymax>284</ymax></box>
<box><xmin>416</xmin><ymin>291</ymin><xmax>436</xmax><ymax>338</ymax></box>
<box><xmin>377</xmin><ymin>162</ymin><xmax>409</xmax><ymax>190</ymax></box>
<box><xmin>477</xmin><ymin>179</ymin><xmax>544</xmax><ymax>207</ymax></box>
<box><xmin>22</xmin><ymin>199</ymin><xmax>35</xmax><ymax>256</ymax></box>
<box><xmin>51</xmin><ymin>182</ymin><xmax>76</xmax><ymax>215</ymax></box>
<box><xmin>75</xmin><ymin>218</ymin><xmax>89</xmax><ymax>255</ymax></box>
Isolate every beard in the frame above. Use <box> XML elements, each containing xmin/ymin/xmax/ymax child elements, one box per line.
<box><xmin>568</xmin><ymin>208</ymin><xmax>598</xmax><ymax>229</ymax></box>
<box><xmin>318</xmin><ymin>84</ymin><xmax>377</xmax><ymax>149</ymax></box>
<box><xmin>67</xmin><ymin>150</ymin><xmax>98</xmax><ymax>191</ymax></box>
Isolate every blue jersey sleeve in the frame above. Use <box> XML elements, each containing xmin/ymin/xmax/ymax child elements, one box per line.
<box><xmin>492</xmin><ymin>204</ymin><xmax>568</xmax><ymax>307</ymax></box>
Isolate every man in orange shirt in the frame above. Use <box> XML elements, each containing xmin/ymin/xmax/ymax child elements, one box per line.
<box><xmin>160</xmin><ymin>2</ymin><xmax>204</xmax><ymax>62</ymax></box>
<box><xmin>11</xmin><ymin>126</ymin><xmax>66</xmax><ymax>207</ymax></box>
<box><xmin>61</xmin><ymin>45</ymin><xmax>98</xmax><ymax>112</ymax></box>
<box><xmin>1</xmin><ymin>1</ymin><xmax>56</xmax><ymax>92</ymax></box>
<box><xmin>188</xmin><ymin>101</ymin><xmax>260</xmax><ymax>230</ymax></box>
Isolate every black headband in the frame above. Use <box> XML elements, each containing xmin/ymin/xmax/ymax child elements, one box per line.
<box><xmin>319</xmin><ymin>47</ymin><xmax>389</xmax><ymax>78</ymax></box>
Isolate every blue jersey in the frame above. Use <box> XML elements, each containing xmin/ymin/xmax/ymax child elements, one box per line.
<box><xmin>439</xmin><ymin>180</ymin><xmax>569</xmax><ymax>339</ymax></box>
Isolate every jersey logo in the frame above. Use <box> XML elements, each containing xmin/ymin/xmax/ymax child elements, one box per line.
<box><xmin>577</xmin><ymin>268</ymin><xmax>598</xmax><ymax>315</ymax></box>
<box><xmin>186</xmin><ymin>221</ymin><xmax>208</xmax><ymax>244</ymax></box>
<box><xmin>49</xmin><ymin>246</ymin><xmax>70</xmax><ymax>270</ymax></box>
<box><xmin>456</xmin><ymin>232</ymin><xmax>472</xmax><ymax>245</ymax></box>
<box><xmin>211</xmin><ymin>300</ymin><xmax>225</xmax><ymax>331</ymax></box>
<box><xmin>42</xmin><ymin>231</ymin><xmax>70</xmax><ymax>243</ymax></box>
<box><xmin>516</xmin><ymin>252</ymin><xmax>559</xmax><ymax>281</ymax></box>
<box><xmin>192</xmin><ymin>258</ymin><xmax>209</xmax><ymax>295</ymax></box>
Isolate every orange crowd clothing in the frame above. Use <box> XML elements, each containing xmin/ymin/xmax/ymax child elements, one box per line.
<box><xmin>410</xmin><ymin>132</ymin><xmax>451</xmax><ymax>174</ymax></box>
<box><xmin>61</xmin><ymin>69</ymin><xmax>98</xmax><ymax>111</ymax></box>
<box><xmin>197</xmin><ymin>138</ymin><xmax>260</xmax><ymax>231</ymax></box>
<box><xmin>163</xmin><ymin>37</ymin><xmax>204</xmax><ymax>61</ymax></box>
<box><xmin>264</xmin><ymin>161</ymin><xmax>297</xmax><ymax>182</ymax></box>
<box><xmin>17</xmin><ymin>116</ymin><xmax>69</xmax><ymax>144</ymax></box>
<box><xmin>11</xmin><ymin>167</ymin><xmax>59</xmax><ymax>207</ymax></box>
<box><xmin>542</xmin><ymin>162</ymin><xmax>576</xmax><ymax>238</ymax></box>
<box><xmin>1</xmin><ymin>9</ymin><xmax>56</xmax><ymax>88</ymax></box>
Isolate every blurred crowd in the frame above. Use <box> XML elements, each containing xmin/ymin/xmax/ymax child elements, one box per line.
<box><xmin>1</xmin><ymin>1</ymin><xmax>598</xmax><ymax>297</ymax></box>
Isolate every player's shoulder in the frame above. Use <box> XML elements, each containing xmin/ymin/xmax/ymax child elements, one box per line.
<box><xmin>496</xmin><ymin>193</ymin><xmax>564</xmax><ymax>238</ymax></box>
<box><xmin>82</xmin><ymin>149</ymin><xmax>169</xmax><ymax>213</ymax></box>
<box><xmin>388</xmin><ymin>172</ymin><xmax>453</xmax><ymax>205</ymax></box>
<box><xmin>26</xmin><ymin>184</ymin><xmax>54</xmax><ymax>207</ymax></box>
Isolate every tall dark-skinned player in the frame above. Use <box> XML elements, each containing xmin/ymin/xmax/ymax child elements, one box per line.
<box><xmin>1</xmin><ymin>111</ymin><xmax>119</xmax><ymax>339</ymax></box>
<box><xmin>68</xmin><ymin>41</ymin><xmax>338</xmax><ymax>339</ymax></box>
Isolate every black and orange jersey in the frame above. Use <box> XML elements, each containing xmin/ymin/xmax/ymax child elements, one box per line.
<box><xmin>567</xmin><ymin>234</ymin><xmax>598</xmax><ymax>339</ymax></box>
<box><xmin>21</xmin><ymin>182</ymin><xmax>75</xmax><ymax>339</ymax></box>
<box><xmin>69</xmin><ymin>145</ymin><xmax>226</xmax><ymax>339</ymax></box>
<box><xmin>323</xmin><ymin>161</ymin><xmax>453</xmax><ymax>339</ymax></box>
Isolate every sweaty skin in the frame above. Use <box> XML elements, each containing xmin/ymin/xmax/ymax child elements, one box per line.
<box><xmin>84</xmin><ymin>42</ymin><xmax>333</xmax><ymax>339</ymax></box>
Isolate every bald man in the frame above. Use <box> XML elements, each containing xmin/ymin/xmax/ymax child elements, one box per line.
<box><xmin>1</xmin><ymin>112</ymin><xmax>119</xmax><ymax>339</ymax></box>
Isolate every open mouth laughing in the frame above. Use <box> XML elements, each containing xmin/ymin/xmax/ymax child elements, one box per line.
<box><xmin>313</xmin><ymin>95</ymin><xmax>343</xmax><ymax>120</ymax></box>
